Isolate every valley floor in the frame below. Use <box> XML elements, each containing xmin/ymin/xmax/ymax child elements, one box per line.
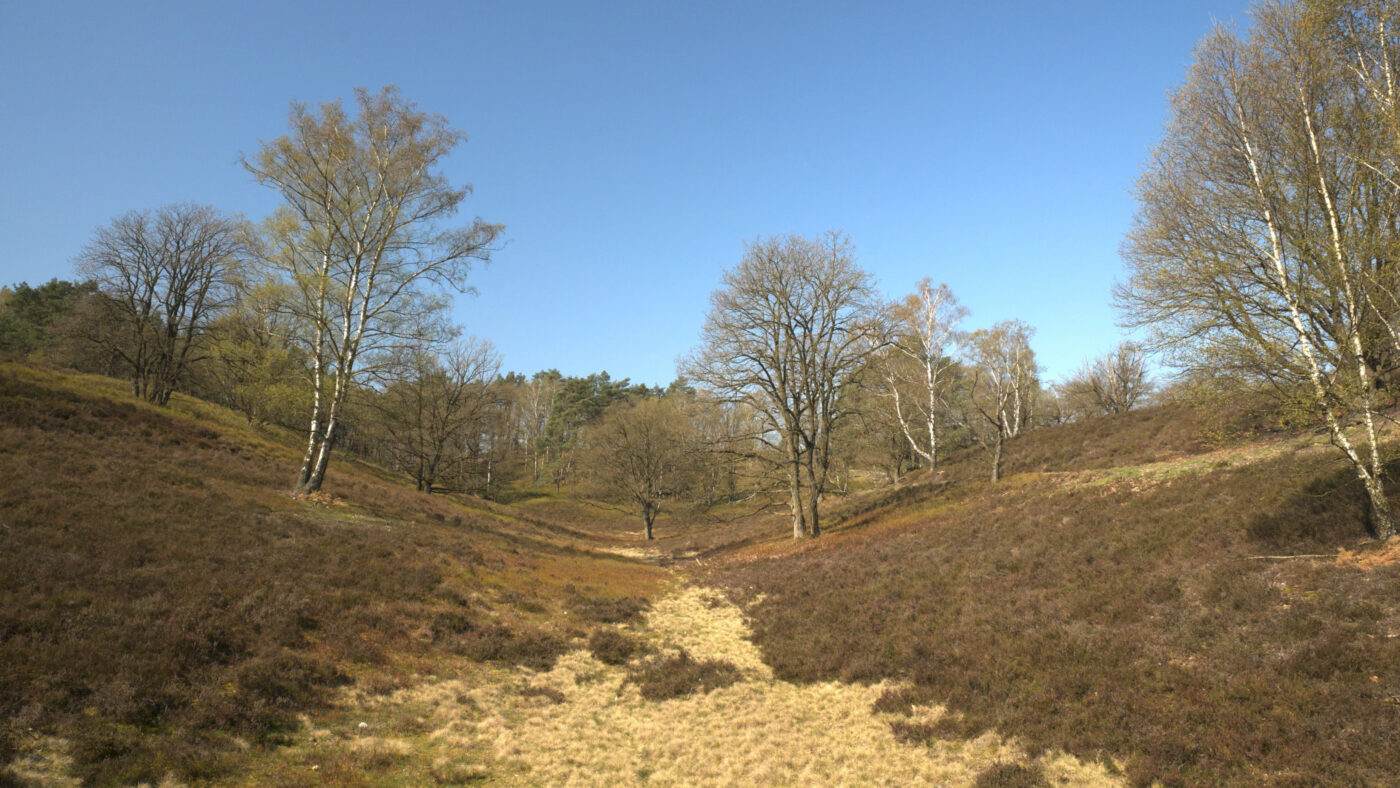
<box><xmin>239</xmin><ymin>585</ymin><xmax>1119</xmax><ymax>787</ymax></box>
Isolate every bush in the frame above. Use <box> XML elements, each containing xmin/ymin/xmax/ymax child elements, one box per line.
<box><xmin>569</xmin><ymin>595</ymin><xmax>650</xmax><ymax>624</ymax></box>
<box><xmin>629</xmin><ymin>650</ymin><xmax>740</xmax><ymax>701</ymax></box>
<box><xmin>518</xmin><ymin>684</ymin><xmax>567</xmax><ymax>704</ymax></box>
<box><xmin>457</xmin><ymin>624</ymin><xmax>567</xmax><ymax>671</ymax></box>
<box><xmin>871</xmin><ymin>685</ymin><xmax>939</xmax><ymax>716</ymax></box>
<box><xmin>588</xmin><ymin>629</ymin><xmax>646</xmax><ymax>666</ymax></box>
<box><xmin>974</xmin><ymin>762</ymin><xmax>1049</xmax><ymax>788</ymax></box>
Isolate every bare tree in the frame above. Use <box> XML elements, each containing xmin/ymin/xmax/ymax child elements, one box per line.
<box><xmin>1116</xmin><ymin>4</ymin><xmax>1400</xmax><ymax>538</ymax></box>
<box><xmin>577</xmin><ymin>397</ymin><xmax>698</xmax><ymax>540</ymax></box>
<box><xmin>245</xmin><ymin>86</ymin><xmax>503</xmax><ymax>494</ymax></box>
<box><xmin>372</xmin><ymin>337</ymin><xmax>500</xmax><ymax>494</ymax></box>
<box><xmin>1063</xmin><ymin>341</ymin><xmax>1151</xmax><ymax>418</ymax></box>
<box><xmin>962</xmin><ymin>320</ymin><xmax>1038</xmax><ymax>483</ymax></box>
<box><xmin>75</xmin><ymin>203</ymin><xmax>246</xmax><ymax>405</ymax></box>
<box><xmin>882</xmin><ymin>278</ymin><xmax>966</xmax><ymax>468</ymax></box>
<box><xmin>685</xmin><ymin>232</ymin><xmax>886</xmax><ymax>538</ymax></box>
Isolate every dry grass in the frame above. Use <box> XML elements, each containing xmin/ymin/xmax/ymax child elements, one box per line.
<box><xmin>336</xmin><ymin>586</ymin><xmax>1116</xmax><ymax>787</ymax></box>
<box><xmin>1336</xmin><ymin>539</ymin><xmax>1400</xmax><ymax>570</ymax></box>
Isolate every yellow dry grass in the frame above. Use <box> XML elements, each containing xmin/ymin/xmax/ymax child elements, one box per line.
<box><xmin>348</xmin><ymin>586</ymin><xmax>1123</xmax><ymax>786</ymax></box>
<box><xmin>3</xmin><ymin>734</ymin><xmax>79</xmax><ymax>788</ymax></box>
<box><xmin>1336</xmin><ymin>539</ymin><xmax>1400</xmax><ymax>570</ymax></box>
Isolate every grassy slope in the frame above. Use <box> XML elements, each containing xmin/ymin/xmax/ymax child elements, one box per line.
<box><xmin>0</xmin><ymin>363</ymin><xmax>666</xmax><ymax>786</ymax></box>
<box><xmin>708</xmin><ymin>404</ymin><xmax>1400</xmax><ymax>786</ymax></box>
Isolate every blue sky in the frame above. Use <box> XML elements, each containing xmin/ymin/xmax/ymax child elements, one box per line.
<box><xmin>0</xmin><ymin>0</ymin><xmax>1254</xmax><ymax>386</ymax></box>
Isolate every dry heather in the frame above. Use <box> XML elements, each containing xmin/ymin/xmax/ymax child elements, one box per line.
<box><xmin>349</xmin><ymin>586</ymin><xmax>1119</xmax><ymax>787</ymax></box>
<box><xmin>0</xmin><ymin>362</ymin><xmax>666</xmax><ymax>786</ymax></box>
<box><xmin>711</xmin><ymin>405</ymin><xmax>1400</xmax><ymax>785</ymax></box>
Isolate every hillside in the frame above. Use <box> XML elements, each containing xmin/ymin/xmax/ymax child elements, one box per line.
<box><xmin>7</xmin><ymin>362</ymin><xmax>1400</xmax><ymax>786</ymax></box>
<box><xmin>0</xmin><ymin>363</ymin><xmax>667</xmax><ymax>786</ymax></box>
<box><xmin>706</xmin><ymin>402</ymin><xmax>1400</xmax><ymax>785</ymax></box>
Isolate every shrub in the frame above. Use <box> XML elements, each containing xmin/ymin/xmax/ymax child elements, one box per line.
<box><xmin>629</xmin><ymin>650</ymin><xmax>740</xmax><ymax>701</ymax></box>
<box><xmin>457</xmin><ymin>624</ymin><xmax>567</xmax><ymax>671</ymax></box>
<box><xmin>518</xmin><ymin>684</ymin><xmax>567</xmax><ymax>704</ymax></box>
<box><xmin>888</xmin><ymin>720</ymin><xmax>940</xmax><ymax>746</ymax></box>
<box><xmin>871</xmin><ymin>685</ymin><xmax>939</xmax><ymax>716</ymax></box>
<box><xmin>588</xmin><ymin>629</ymin><xmax>646</xmax><ymax>666</ymax></box>
<box><xmin>974</xmin><ymin>762</ymin><xmax>1049</xmax><ymax>788</ymax></box>
<box><xmin>569</xmin><ymin>595</ymin><xmax>650</xmax><ymax>624</ymax></box>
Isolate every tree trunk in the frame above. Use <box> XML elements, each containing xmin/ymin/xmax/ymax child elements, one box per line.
<box><xmin>644</xmin><ymin>508</ymin><xmax>655</xmax><ymax>541</ymax></box>
<box><xmin>806</xmin><ymin>492</ymin><xmax>821</xmax><ymax>538</ymax></box>
<box><xmin>300</xmin><ymin>419</ymin><xmax>335</xmax><ymax>493</ymax></box>
<box><xmin>990</xmin><ymin>430</ymin><xmax>1004</xmax><ymax>483</ymax></box>
<box><xmin>1362</xmin><ymin>474</ymin><xmax>1397</xmax><ymax>541</ymax></box>
<box><xmin>297</xmin><ymin>420</ymin><xmax>322</xmax><ymax>491</ymax></box>
<box><xmin>787</xmin><ymin>431</ymin><xmax>808</xmax><ymax>538</ymax></box>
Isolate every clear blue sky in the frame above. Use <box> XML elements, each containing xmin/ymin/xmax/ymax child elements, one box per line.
<box><xmin>0</xmin><ymin>0</ymin><xmax>1254</xmax><ymax>387</ymax></box>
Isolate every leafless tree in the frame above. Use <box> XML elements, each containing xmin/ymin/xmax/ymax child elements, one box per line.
<box><xmin>518</xmin><ymin>370</ymin><xmax>561</xmax><ymax>483</ymax></box>
<box><xmin>1062</xmin><ymin>341</ymin><xmax>1151</xmax><ymax>418</ymax></box>
<box><xmin>372</xmin><ymin>337</ymin><xmax>500</xmax><ymax>494</ymax></box>
<box><xmin>962</xmin><ymin>320</ymin><xmax>1038</xmax><ymax>483</ymax></box>
<box><xmin>882</xmin><ymin>278</ymin><xmax>966</xmax><ymax>468</ymax></box>
<box><xmin>75</xmin><ymin>203</ymin><xmax>247</xmax><ymax>405</ymax></box>
<box><xmin>245</xmin><ymin>86</ymin><xmax>503</xmax><ymax>494</ymax></box>
<box><xmin>685</xmin><ymin>232</ymin><xmax>886</xmax><ymax>538</ymax></box>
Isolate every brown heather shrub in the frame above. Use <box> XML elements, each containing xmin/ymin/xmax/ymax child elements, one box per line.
<box><xmin>0</xmin><ymin>363</ymin><xmax>664</xmax><ymax>783</ymax></box>
<box><xmin>888</xmin><ymin>719</ymin><xmax>941</xmax><ymax>746</ymax></box>
<box><xmin>629</xmin><ymin>649</ymin><xmax>741</xmax><ymax>700</ymax></box>
<box><xmin>713</xmin><ymin>403</ymin><xmax>1400</xmax><ymax>785</ymax></box>
<box><xmin>568</xmin><ymin>594</ymin><xmax>650</xmax><ymax>623</ymax></box>
<box><xmin>871</xmin><ymin>684</ymin><xmax>939</xmax><ymax>716</ymax></box>
<box><xmin>430</xmin><ymin>758</ymin><xmax>491</xmax><ymax>785</ymax></box>
<box><xmin>518</xmin><ymin>684</ymin><xmax>567</xmax><ymax>704</ymax></box>
<box><xmin>974</xmin><ymin>761</ymin><xmax>1050</xmax><ymax>788</ymax></box>
<box><xmin>456</xmin><ymin>624</ymin><xmax>567</xmax><ymax>671</ymax></box>
<box><xmin>588</xmin><ymin>628</ymin><xmax>647</xmax><ymax>665</ymax></box>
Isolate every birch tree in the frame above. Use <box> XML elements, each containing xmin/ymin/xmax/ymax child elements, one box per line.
<box><xmin>1117</xmin><ymin>3</ymin><xmax>1400</xmax><ymax>538</ymax></box>
<box><xmin>519</xmin><ymin>370</ymin><xmax>561</xmax><ymax>483</ymax></box>
<box><xmin>882</xmin><ymin>278</ymin><xmax>966</xmax><ymax>468</ymax></box>
<box><xmin>685</xmin><ymin>232</ymin><xmax>886</xmax><ymax>538</ymax></box>
<box><xmin>245</xmin><ymin>86</ymin><xmax>502</xmax><ymax>494</ymax></box>
<box><xmin>963</xmin><ymin>320</ymin><xmax>1037</xmax><ymax>483</ymax></box>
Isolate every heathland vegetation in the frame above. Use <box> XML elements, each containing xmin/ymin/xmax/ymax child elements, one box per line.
<box><xmin>8</xmin><ymin>1</ymin><xmax>1400</xmax><ymax>785</ymax></box>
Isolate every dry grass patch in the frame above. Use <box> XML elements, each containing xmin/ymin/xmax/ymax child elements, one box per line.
<box><xmin>1336</xmin><ymin>540</ymin><xmax>1400</xmax><ymax>570</ymax></box>
<box><xmin>348</xmin><ymin>586</ymin><xmax>1118</xmax><ymax>786</ymax></box>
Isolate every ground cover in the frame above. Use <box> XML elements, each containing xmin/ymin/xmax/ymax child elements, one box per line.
<box><xmin>0</xmin><ymin>363</ymin><xmax>665</xmax><ymax>785</ymax></box>
<box><xmin>708</xmin><ymin>405</ymin><xmax>1400</xmax><ymax>785</ymax></box>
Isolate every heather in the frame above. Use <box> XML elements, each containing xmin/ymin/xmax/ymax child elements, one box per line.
<box><xmin>710</xmin><ymin>403</ymin><xmax>1400</xmax><ymax>785</ymax></box>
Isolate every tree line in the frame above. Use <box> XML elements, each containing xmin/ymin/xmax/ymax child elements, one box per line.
<box><xmin>2</xmin><ymin>85</ymin><xmax>1158</xmax><ymax>542</ymax></box>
